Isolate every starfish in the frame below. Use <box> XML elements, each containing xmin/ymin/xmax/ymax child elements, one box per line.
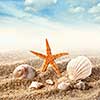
<box><xmin>30</xmin><ymin>39</ymin><xmax>69</xmax><ymax>76</ymax></box>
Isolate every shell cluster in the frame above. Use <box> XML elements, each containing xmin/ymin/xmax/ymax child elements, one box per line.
<box><xmin>57</xmin><ymin>56</ymin><xmax>92</xmax><ymax>90</ymax></box>
<box><xmin>13</xmin><ymin>64</ymin><xmax>36</xmax><ymax>80</ymax></box>
<box><xmin>12</xmin><ymin>56</ymin><xmax>93</xmax><ymax>91</ymax></box>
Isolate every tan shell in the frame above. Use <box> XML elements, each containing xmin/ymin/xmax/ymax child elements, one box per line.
<box><xmin>57</xmin><ymin>81</ymin><xmax>70</xmax><ymax>90</ymax></box>
<box><xmin>29</xmin><ymin>81</ymin><xmax>43</xmax><ymax>89</ymax></box>
<box><xmin>67</xmin><ymin>56</ymin><xmax>92</xmax><ymax>81</ymax></box>
<box><xmin>13</xmin><ymin>64</ymin><xmax>36</xmax><ymax>80</ymax></box>
<box><xmin>46</xmin><ymin>79</ymin><xmax>54</xmax><ymax>85</ymax></box>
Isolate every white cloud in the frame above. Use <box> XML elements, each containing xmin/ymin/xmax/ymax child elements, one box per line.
<box><xmin>0</xmin><ymin>0</ymin><xmax>100</xmax><ymax>52</ymax></box>
<box><xmin>24</xmin><ymin>6</ymin><xmax>38</xmax><ymax>12</ymax></box>
<box><xmin>69</xmin><ymin>6</ymin><xmax>85</xmax><ymax>13</ymax></box>
<box><xmin>0</xmin><ymin>15</ymin><xmax>100</xmax><ymax>52</ymax></box>
<box><xmin>88</xmin><ymin>3</ymin><xmax>100</xmax><ymax>23</ymax></box>
<box><xmin>88</xmin><ymin>3</ymin><xmax>100</xmax><ymax>14</ymax></box>
<box><xmin>0</xmin><ymin>2</ymin><xmax>29</xmax><ymax>18</ymax></box>
<box><xmin>94</xmin><ymin>16</ymin><xmax>100</xmax><ymax>23</ymax></box>
<box><xmin>65</xmin><ymin>0</ymin><xmax>97</xmax><ymax>4</ymax></box>
<box><xmin>24</xmin><ymin>0</ymin><xmax>57</xmax><ymax>11</ymax></box>
<box><xmin>25</xmin><ymin>0</ymin><xmax>33</xmax><ymax>5</ymax></box>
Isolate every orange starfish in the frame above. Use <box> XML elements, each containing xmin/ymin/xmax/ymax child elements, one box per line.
<box><xmin>30</xmin><ymin>39</ymin><xmax>69</xmax><ymax>76</ymax></box>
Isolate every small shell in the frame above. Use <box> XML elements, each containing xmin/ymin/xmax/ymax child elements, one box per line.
<box><xmin>67</xmin><ymin>56</ymin><xmax>92</xmax><ymax>82</ymax></box>
<box><xmin>29</xmin><ymin>81</ymin><xmax>43</xmax><ymax>89</ymax></box>
<box><xmin>13</xmin><ymin>64</ymin><xmax>36</xmax><ymax>80</ymax></box>
<box><xmin>46</xmin><ymin>79</ymin><xmax>54</xmax><ymax>85</ymax></box>
<box><xmin>57</xmin><ymin>82</ymin><xmax>70</xmax><ymax>90</ymax></box>
<box><xmin>74</xmin><ymin>81</ymin><xmax>86</xmax><ymax>90</ymax></box>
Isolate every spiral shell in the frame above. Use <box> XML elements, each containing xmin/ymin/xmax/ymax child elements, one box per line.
<box><xmin>13</xmin><ymin>64</ymin><xmax>36</xmax><ymax>80</ymax></box>
<box><xmin>67</xmin><ymin>56</ymin><xmax>92</xmax><ymax>82</ymax></box>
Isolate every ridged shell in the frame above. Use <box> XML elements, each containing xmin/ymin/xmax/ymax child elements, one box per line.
<box><xmin>13</xmin><ymin>64</ymin><xmax>36</xmax><ymax>80</ymax></box>
<box><xmin>29</xmin><ymin>81</ymin><xmax>43</xmax><ymax>89</ymax></box>
<box><xmin>67</xmin><ymin>56</ymin><xmax>92</xmax><ymax>81</ymax></box>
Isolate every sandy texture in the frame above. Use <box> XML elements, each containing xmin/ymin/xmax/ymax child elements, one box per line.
<box><xmin>0</xmin><ymin>51</ymin><xmax>100</xmax><ymax>100</ymax></box>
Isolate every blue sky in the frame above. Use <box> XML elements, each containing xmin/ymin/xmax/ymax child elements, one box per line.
<box><xmin>0</xmin><ymin>0</ymin><xmax>100</xmax><ymax>24</ymax></box>
<box><xmin>0</xmin><ymin>0</ymin><xmax>100</xmax><ymax>53</ymax></box>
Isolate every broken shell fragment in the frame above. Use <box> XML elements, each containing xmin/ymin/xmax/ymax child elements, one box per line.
<box><xmin>46</xmin><ymin>79</ymin><xmax>54</xmax><ymax>85</ymax></box>
<box><xmin>57</xmin><ymin>82</ymin><xmax>70</xmax><ymax>90</ymax></box>
<box><xmin>13</xmin><ymin>64</ymin><xmax>36</xmax><ymax>80</ymax></box>
<box><xmin>29</xmin><ymin>81</ymin><xmax>43</xmax><ymax>89</ymax></box>
<box><xmin>74</xmin><ymin>81</ymin><xmax>86</xmax><ymax>90</ymax></box>
<box><xmin>67</xmin><ymin>56</ymin><xmax>92</xmax><ymax>82</ymax></box>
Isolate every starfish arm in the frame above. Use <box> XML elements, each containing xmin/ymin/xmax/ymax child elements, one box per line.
<box><xmin>46</xmin><ymin>39</ymin><xmax>52</xmax><ymax>55</ymax></box>
<box><xmin>41</xmin><ymin>60</ymin><xmax>49</xmax><ymax>72</ymax></box>
<box><xmin>30</xmin><ymin>51</ymin><xmax>46</xmax><ymax>59</ymax></box>
<box><xmin>53</xmin><ymin>52</ymin><xmax>69</xmax><ymax>59</ymax></box>
<box><xmin>50</xmin><ymin>61</ymin><xmax>61</xmax><ymax>76</ymax></box>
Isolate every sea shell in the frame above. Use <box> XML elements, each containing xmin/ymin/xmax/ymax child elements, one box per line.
<box><xmin>57</xmin><ymin>81</ymin><xmax>70</xmax><ymax>90</ymax></box>
<box><xmin>67</xmin><ymin>56</ymin><xmax>92</xmax><ymax>82</ymax></box>
<box><xmin>13</xmin><ymin>64</ymin><xmax>36</xmax><ymax>80</ymax></box>
<box><xmin>46</xmin><ymin>79</ymin><xmax>54</xmax><ymax>85</ymax></box>
<box><xmin>57</xmin><ymin>76</ymin><xmax>69</xmax><ymax>84</ymax></box>
<box><xmin>29</xmin><ymin>81</ymin><xmax>43</xmax><ymax>89</ymax></box>
<box><xmin>74</xmin><ymin>81</ymin><xmax>86</xmax><ymax>90</ymax></box>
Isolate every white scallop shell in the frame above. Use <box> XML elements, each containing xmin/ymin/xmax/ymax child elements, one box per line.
<box><xmin>29</xmin><ymin>81</ymin><xmax>43</xmax><ymax>89</ymax></box>
<box><xmin>13</xmin><ymin>64</ymin><xmax>36</xmax><ymax>79</ymax></box>
<box><xmin>67</xmin><ymin>56</ymin><xmax>92</xmax><ymax>81</ymax></box>
<box><xmin>57</xmin><ymin>82</ymin><xmax>70</xmax><ymax>90</ymax></box>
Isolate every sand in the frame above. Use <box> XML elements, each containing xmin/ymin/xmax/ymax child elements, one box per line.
<box><xmin>0</xmin><ymin>51</ymin><xmax>100</xmax><ymax>100</ymax></box>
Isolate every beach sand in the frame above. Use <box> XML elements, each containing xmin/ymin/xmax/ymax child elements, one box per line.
<box><xmin>0</xmin><ymin>50</ymin><xmax>100</xmax><ymax>100</ymax></box>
